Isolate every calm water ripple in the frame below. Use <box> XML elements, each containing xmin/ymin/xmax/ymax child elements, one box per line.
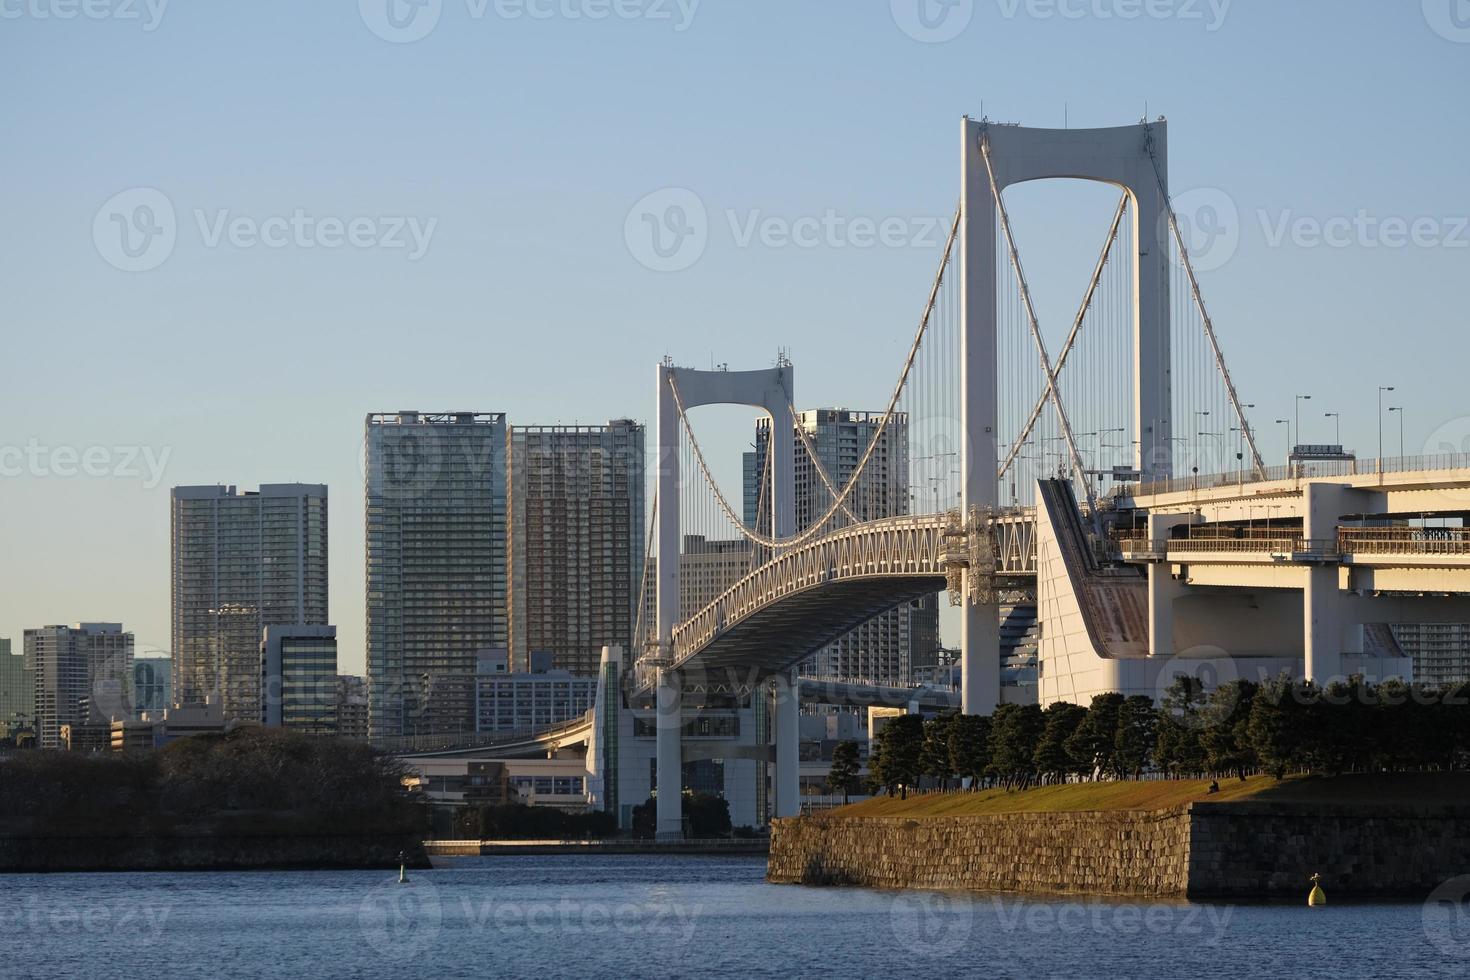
<box><xmin>1</xmin><ymin>855</ymin><xmax>1467</xmax><ymax>979</ymax></box>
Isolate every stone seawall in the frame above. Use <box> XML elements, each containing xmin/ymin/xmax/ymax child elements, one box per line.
<box><xmin>770</xmin><ymin>803</ymin><xmax>1470</xmax><ymax>899</ymax></box>
<box><xmin>770</xmin><ymin>808</ymin><xmax>1193</xmax><ymax>897</ymax></box>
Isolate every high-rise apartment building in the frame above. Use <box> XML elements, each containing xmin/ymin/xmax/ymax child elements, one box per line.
<box><xmin>171</xmin><ymin>484</ymin><xmax>328</xmax><ymax>722</ymax></box>
<box><xmin>335</xmin><ymin>675</ymin><xmax>370</xmax><ymax>741</ymax></box>
<box><xmin>261</xmin><ymin>625</ymin><xmax>338</xmax><ymax>735</ymax></box>
<box><xmin>0</xmin><ymin>638</ymin><xmax>33</xmax><ymax>739</ymax></box>
<box><xmin>750</xmin><ymin>409</ymin><xmax>937</xmax><ymax>684</ymax></box>
<box><xmin>1391</xmin><ymin>623</ymin><xmax>1470</xmax><ymax>687</ymax></box>
<box><xmin>507</xmin><ymin>421</ymin><xmax>645</xmax><ymax>676</ymax></box>
<box><xmin>366</xmin><ymin>412</ymin><xmax>507</xmax><ymax>739</ymax></box>
<box><xmin>24</xmin><ymin>623</ymin><xmax>134</xmax><ymax>749</ymax></box>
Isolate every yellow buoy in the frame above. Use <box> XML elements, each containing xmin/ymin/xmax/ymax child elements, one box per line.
<box><xmin>1308</xmin><ymin>873</ymin><xmax>1326</xmax><ymax>907</ymax></box>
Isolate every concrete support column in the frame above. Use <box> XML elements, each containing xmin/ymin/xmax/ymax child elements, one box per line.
<box><xmin>1146</xmin><ymin>513</ymin><xmax>1195</xmax><ymax>657</ymax></box>
<box><xmin>655</xmin><ymin>669</ymin><xmax>682</xmax><ymax>839</ymax></box>
<box><xmin>773</xmin><ymin>671</ymin><xmax>800</xmax><ymax>818</ymax></box>
<box><xmin>1302</xmin><ymin>483</ymin><xmax>1348</xmax><ymax>685</ymax></box>
<box><xmin>1304</xmin><ymin>568</ymin><xmax>1342</xmax><ymax>685</ymax></box>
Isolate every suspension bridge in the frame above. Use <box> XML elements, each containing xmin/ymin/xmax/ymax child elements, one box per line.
<box><xmin>406</xmin><ymin>118</ymin><xmax>1470</xmax><ymax>835</ymax></box>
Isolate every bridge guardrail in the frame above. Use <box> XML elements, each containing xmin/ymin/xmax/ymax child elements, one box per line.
<box><xmin>1119</xmin><ymin>451</ymin><xmax>1470</xmax><ymax>498</ymax></box>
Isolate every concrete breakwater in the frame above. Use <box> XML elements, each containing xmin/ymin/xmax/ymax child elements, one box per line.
<box><xmin>769</xmin><ymin>802</ymin><xmax>1470</xmax><ymax>899</ymax></box>
<box><xmin>0</xmin><ymin>833</ymin><xmax>430</xmax><ymax>873</ymax></box>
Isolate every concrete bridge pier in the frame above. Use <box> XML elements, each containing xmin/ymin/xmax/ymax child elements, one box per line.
<box><xmin>1303</xmin><ymin>484</ymin><xmax>1351</xmax><ymax>684</ymax></box>
<box><xmin>655</xmin><ymin>669</ymin><xmax>683</xmax><ymax>839</ymax></box>
<box><xmin>1148</xmin><ymin>513</ymin><xmax>1197</xmax><ymax>657</ymax></box>
<box><xmin>773</xmin><ymin>671</ymin><xmax>800</xmax><ymax>818</ymax></box>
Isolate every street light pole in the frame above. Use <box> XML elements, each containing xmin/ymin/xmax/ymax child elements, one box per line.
<box><xmin>1389</xmin><ymin>406</ymin><xmax>1404</xmax><ymax>459</ymax></box>
<box><xmin>1378</xmin><ymin>385</ymin><xmax>1395</xmax><ymax>472</ymax></box>
<box><xmin>1294</xmin><ymin>394</ymin><xmax>1312</xmax><ymax>449</ymax></box>
<box><xmin>1276</xmin><ymin>419</ymin><xmax>1290</xmax><ymax>467</ymax></box>
<box><xmin>1324</xmin><ymin>412</ymin><xmax>1341</xmax><ymax>446</ymax></box>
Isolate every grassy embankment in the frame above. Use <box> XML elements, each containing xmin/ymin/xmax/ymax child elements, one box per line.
<box><xmin>830</xmin><ymin>772</ymin><xmax>1470</xmax><ymax>818</ymax></box>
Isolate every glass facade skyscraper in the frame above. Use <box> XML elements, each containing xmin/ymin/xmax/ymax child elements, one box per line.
<box><xmin>171</xmin><ymin>484</ymin><xmax>329</xmax><ymax>722</ymax></box>
<box><xmin>366</xmin><ymin>412</ymin><xmax>507</xmax><ymax>739</ymax></box>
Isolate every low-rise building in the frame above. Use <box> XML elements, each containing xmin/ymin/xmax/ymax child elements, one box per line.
<box><xmin>474</xmin><ymin>649</ymin><xmax>596</xmax><ymax>734</ymax></box>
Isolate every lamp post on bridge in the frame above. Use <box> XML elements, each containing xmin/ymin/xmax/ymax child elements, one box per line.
<box><xmin>1324</xmin><ymin>411</ymin><xmax>1341</xmax><ymax>446</ymax></box>
<box><xmin>1294</xmin><ymin>395</ymin><xmax>1312</xmax><ymax>452</ymax></box>
<box><xmin>1276</xmin><ymin>419</ymin><xmax>1291</xmax><ymax>467</ymax></box>
<box><xmin>1378</xmin><ymin>385</ymin><xmax>1395</xmax><ymax>472</ymax></box>
<box><xmin>1388</xmin><ymin>406</ymin><xmax>1404</xmax><ymax>459</ymax></box>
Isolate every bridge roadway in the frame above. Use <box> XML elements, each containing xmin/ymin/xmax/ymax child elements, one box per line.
<box><xmin>654</xmin><ymin>512</ymin><xmax>1035</xmax><ymax>690</ymax></box>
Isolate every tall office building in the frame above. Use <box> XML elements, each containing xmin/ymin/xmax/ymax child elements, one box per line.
<box><xmin>171</xmin><ymin>484</ymin><xmax>329</xmax><ymax>722</ymax></box>
<box><xmin>366</xmin><ymin>412</ymin><xmax>508</xmax><ymax>739</ymax></box>
<box><xmin>750</xmin><ymin>409</ymin><xmax>937</xmax><ymax>684</ymax></box>
<box><xmin>507</xmin><ymin>420</ymin><xmax>645</xmax><ymax>676</ymax></box>
<box><xmin>261</xmin><ymin>625</ymin><xmax>338</xmax><ymax>735</ymax></box>
<box><xmin>0</xmin><ymin>638</ymin><xmax>34</xmax><ymax>739</ymax></box>
<box><xmin>24</xmin><ymin>623</ymin><xmax>134</xmax><ymax>749</ymax></box>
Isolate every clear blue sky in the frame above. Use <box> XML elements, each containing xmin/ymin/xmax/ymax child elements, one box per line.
<box><xmin>3</xmin><ymin>1</ymin><xmax>1468</xmax><ymax>672</ymax></box>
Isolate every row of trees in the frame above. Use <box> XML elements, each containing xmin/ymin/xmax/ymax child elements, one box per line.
<box><xmin>854</xmin><ymin>677</ymin><xmax>1470</xmax><ymax>798</ymax></box>
<box><xmin>0</xmin><ymin>727</ymin><xmax>425</xmax><ymax>834</ymax></box>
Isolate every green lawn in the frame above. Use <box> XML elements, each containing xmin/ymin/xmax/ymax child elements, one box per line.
<box><xmin>827</xmin><ymin>772</ymin><xmax>1470</xmax><ymax>818</ymax></box>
